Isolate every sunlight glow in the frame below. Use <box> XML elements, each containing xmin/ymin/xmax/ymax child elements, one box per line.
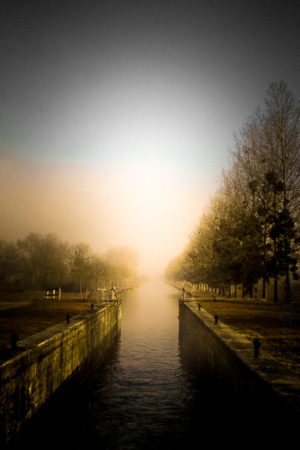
<box><xmin>104</xmin><ymin>160</ymin><xmax>201</xmax><ymax>275</ymax></box>
<box><xmin>0</xmin><ymin>156</ymin><xmax>206</xmax><ymax>276</ymax></box>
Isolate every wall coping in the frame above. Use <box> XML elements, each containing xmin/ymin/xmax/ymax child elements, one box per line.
<box><xmin>0</xmin><ymin>304</ymin><xmax>117</xmax><ymax>378</ymax></box>
<box><xmin>182</xmin><ymin>300</ymin><xmax>300</xmax><ymax>413</ymax></box>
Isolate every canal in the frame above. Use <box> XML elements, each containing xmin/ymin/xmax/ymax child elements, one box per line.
<box><xmin>18</xmin><ymin>280</ymin><xmax>298</xmax><ymax>449</ymax></box>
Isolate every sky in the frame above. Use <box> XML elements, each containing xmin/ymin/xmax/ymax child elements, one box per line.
<box><xmin>1</xmin><ymin>0</ymin><xmax>300</xmax><ymax>275</ymax></box>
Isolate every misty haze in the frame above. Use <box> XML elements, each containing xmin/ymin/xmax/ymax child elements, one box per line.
<box><xmin>0</xmin><ymin>1</ymin><xmax>300</xmax><ymax>449</ymax></box>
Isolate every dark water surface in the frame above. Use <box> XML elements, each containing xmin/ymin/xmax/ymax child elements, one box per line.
<box><xmin>19</xmin><ymin>281</ymin><xmax>298</xmax><ymax>449</ymax></box>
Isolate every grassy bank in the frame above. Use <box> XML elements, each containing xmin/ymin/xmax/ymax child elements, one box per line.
<box><xmin>168</xmin><ymin>280</ymin><xmax>300</xmax><ymax>373</ymax></box>
<box><xmin>189</xmin><ymin>295</ymin><xmax>300</xmax><ymax>374</ymax></box>
<box><xmin>1</xmin><ymin>287</ymin><xmax>299</xmax><ymax>374</ymax></box>
<box><xmin>0</xmin><ymin>291</ymin><xmax>112</xmax><ymax>361</ymax></box>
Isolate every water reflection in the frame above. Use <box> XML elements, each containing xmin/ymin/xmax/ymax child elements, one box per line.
<box><xmin>16</xmin><ymin>281</ymin><xmax>298</xmax><ymax>449</ymax></box>
<box><xmin>77</xmin><ymin>281</ymin><xmax>193</xmax><ymax>449</ymax></box>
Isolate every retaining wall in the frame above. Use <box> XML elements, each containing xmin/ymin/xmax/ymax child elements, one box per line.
<box><xmin>179</xmin><ymin>300</ymin><xmax>300</xmax><ymax>414</ymax></box>
<box><xmin>0</xmin><ymin>303</ymin><xmax>121</xmax><ymax>447</ymax></box>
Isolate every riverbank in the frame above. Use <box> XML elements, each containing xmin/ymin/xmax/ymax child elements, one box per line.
<box><xmin>195</xmin><ymin>298</ymin><xmax>300</xmax><ymax>374</ymax></box>
<box><xmin>11</xmin><ymin>280</ymin><xmax>299</xmax><ymax>449</ymax></box>
<box><xmin>0</xmin><ymin>288</ymin><xmax>135</xmax><ymax>362</ymax></box>
<box><xmin>168</xmin><ymin>281</ymin><xmax>300</xmax><ymax>374</ymax></box>
<box><xmin>0</xmin><ymin>301</ymin><xmax>122</xmax><ymax>448</ymax></box>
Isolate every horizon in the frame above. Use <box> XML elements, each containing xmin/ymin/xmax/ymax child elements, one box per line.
<box><xmin>1</xmin><ymin>0</ymin><xmax>300</xmax><ymax>277</ymax></box>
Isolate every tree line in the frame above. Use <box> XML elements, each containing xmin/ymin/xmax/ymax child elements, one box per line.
<box><xmin>0</xmin><ymin>232</ymin><xmax>140</xmax><ymax>294</ymax></box>
<box><xmin>165</xmin><ymin>81</ymin><xmax>300</xmax><ymax>302</ymax></box>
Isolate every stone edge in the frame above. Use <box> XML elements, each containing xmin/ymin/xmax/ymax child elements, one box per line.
<box><xmin>182</xmin><ymin>299</ymin><xmax>300</xmax><ymax>413</ymax></box>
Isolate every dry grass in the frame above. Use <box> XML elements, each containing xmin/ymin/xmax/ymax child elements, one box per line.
<box><xmin>0</xmin><ymin>292</ymin><xmax>101</xmax><ymax>350</ymax></box>
<box><xmin>194</xmin><ymin>296</ymin><xmax>300</xmax><ymax>373</ymax></box>
<box><xmin>1</xmin><ymin>290</ymin><xmax>299</xmax><ymax>374</ymax></box>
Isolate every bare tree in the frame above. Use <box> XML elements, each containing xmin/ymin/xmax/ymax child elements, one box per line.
<box><xmin>167</xmin><ymin>81</ymin><xmax>300</xmax><ymax>302</ymax></box>
<box><xmin>70</xmin><ymin>243</ymin><xmax>91</xmax><ymax>296</ymax></box>
<box><xmin>230</xmin><ymin>81</ymin><xmax>300</xmax><ymax>301</ymax></box>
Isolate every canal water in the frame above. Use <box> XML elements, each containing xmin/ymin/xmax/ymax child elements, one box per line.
<box><xmin>19</xmin><ymin>280</ymin><xmax>298</xmax><ymax>449</ymax></box>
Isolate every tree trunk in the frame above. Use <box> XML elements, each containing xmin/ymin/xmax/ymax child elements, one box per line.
<box><xmin>79</xmin><ymin>276</ymin><xmax>82</xmax><ymax>296</ymax></box>
<box><xmin>249</xmin><ymin>284</ymin><xmax>253</xmax><ymax>298</ymax></box>
<box><xmin>284</xmin><ymin>264</ymin><xmax>292</xmax><ymax>303</ymax></box>
<box><xmin>262</xmin><ymin>276</ymin><xmax>267</xmax><ymax>299</ymax></box>
<box><xmin>227</xmin><ymin>283</ymin><xmax>230</xmax><ymax>298</ymax></box>
<box><xmin>274</xmin><ymin>275</ymin><xmax>278</xmax><ymax>303</ymax></box>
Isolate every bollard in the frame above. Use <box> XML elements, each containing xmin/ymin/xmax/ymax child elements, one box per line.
<box><xmin>214</xmin><ymin>314</ymin><xmax>218</xmax><ymax>325</ymax></box>
<box><xmin>91</xmin><ymin>303</ymin><xmax>94</xmax><ymax>310</ymax></box>
<box><xmin>11</xmin><ymin>334</ymin><xmax>18</xmax><ymax>351</ymax></box>
<box><xmin>66</xmin><ymin>313</ymin><xmax>71</xmax><ymax>324</ymax></box>
<box><xmin>253</xmin><ymin>338</ymin><xmax>261</xmax><ymax>358</ymax></box>
<box><xmin>198</xmin><ymin>303</ymin><xmax>201</xmax><ymax>311</ymax></box>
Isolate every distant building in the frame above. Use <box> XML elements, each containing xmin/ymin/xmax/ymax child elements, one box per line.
<box><xmin>45</xmin><ymin>287</ymin><xmax>61</xmax><ymax>300</ymax></box>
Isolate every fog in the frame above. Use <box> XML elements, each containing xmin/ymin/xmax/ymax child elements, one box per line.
<box><xmin>1</xmin><ymin>1</ymin><xmax>299</xmax><ymax>278</ymax></box>
<box><xmin>0</xmin><ymin>155</ymin><xmax>214</xmax><ymax>276</ymax></box>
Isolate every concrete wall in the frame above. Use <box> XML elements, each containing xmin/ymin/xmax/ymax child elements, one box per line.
<box><xmin>0</xmin><ymin>303</ymin><xmax>121</xmax><ymax>447</ymax></box>
<box><xmin>179</xmin><ymin>301</ymin><xmax>260</xmax><ymax>390</ymax></box>
<box><xmin>179</xmin><ymin>300</ymin><xmax>300</xmax><ymax>415</ymax></box>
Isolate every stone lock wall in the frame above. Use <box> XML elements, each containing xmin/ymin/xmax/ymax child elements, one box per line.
<box><xmin>179</xmin><ymin>300</ymin><xmax>300</xmax><ymax>415</ymax></box>
<box><xmin>179</xmin><ymin>301</ymin><xmax>255</xmax><ymax>387</ymax></box>
<box><xmin>0</xmin><ymin>303</ymin><xmax>121</xmax><ymax>446</ymax></box>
